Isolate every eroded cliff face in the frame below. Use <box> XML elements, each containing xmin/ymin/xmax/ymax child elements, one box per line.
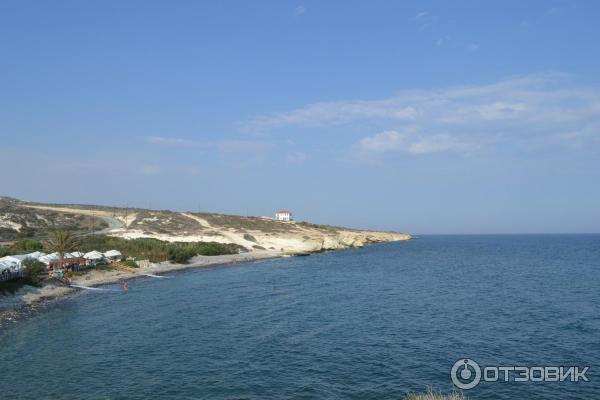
<box><xmin>320</xmin><ymin>230</ymin><xmax>411</xmax><ymax>251</ymax></box>
<box><xmin>242</xmin><ymin>228</ymin><xmax>411</xmax><ymax>254</ymax></box>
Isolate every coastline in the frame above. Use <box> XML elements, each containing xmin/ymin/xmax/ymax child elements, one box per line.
<box><xmin>0</xmin><ymin>250</ymin><xmax>283</xmax><ymax>324</ymax></box>
<box><xmin>0</xmin><ymin>232</ymin><xmax>412</xmax><ymax>324</ymax></box>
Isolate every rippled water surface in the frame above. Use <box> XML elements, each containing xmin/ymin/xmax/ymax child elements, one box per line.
<box><xmin>1</xmin><ymin>235</ymin><xmax>599</xmax><ymax>399</ymax></box>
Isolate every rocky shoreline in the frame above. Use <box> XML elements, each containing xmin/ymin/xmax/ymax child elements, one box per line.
<box><xmin>0</xmin><ymin>250</ymin><xmax>282</xmax><ymax>323</ymax></box>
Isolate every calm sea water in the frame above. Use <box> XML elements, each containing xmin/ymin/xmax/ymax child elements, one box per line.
<box><xmin>1</xmin><ymin>235</ymin><xmax>599</xmax><ymax>399</ymax></box>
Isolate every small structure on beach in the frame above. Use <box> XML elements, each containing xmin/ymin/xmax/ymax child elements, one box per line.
<box><xmin>83</xmin><ymin>251</ymin><xmax>106</xmax><ymax>266</ymax></box>
<box><xmin>104</xmin><ymin>250</ymin><xmax>122</xmax><ymax>263</ymax></box>
<box><xmin>0</xmin><ymin>248</ymin><xmax>120</xmax><ymax>281</ymax></box>
<box><xmin>0</xmin><ymin>252</ymin><xmax>45</xmax><ymax>269</ymax></box>
<box><xmin>275</xmin><ymin>210</ymin><xmax>292</xmax><ymax>222</ymax></box>
<box><xmin>38</xmin><ymin>252</ymin><xmax>60</xmax><ymax>266</ymax></box>
<box><xmin>0</xmin><ymin>257</ymin><xmax>24</xmax><ymax>281</ymax></box>
<box><xmin>38</xmin><ymin>252</ymin><xmax>86</xmax><ymax>272</ymax></box>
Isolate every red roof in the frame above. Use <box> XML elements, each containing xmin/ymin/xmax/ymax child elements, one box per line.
<box><xmin>276</xmin><ymin>210</ymin><xmax>291</xmax><ymax>214</ymax></box>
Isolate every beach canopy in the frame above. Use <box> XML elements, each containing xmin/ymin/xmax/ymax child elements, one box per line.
<box><xmin>84</xmin><ymin>251</ymin><xmax>105</xmax><ymax>260</ymax></box>
<box><xmin>0</xmin><ymin>260</ymin><xmax>12</xmax><ymax>273</ymax></box>
<box><xmin>104</xmin><ymin>250</ymin><xmax>122</xmax><ymax>258</ymax></box>
<box><xmin>38</xmin><ymin>253</ymin><xmax>60</xmax><ymax>265</ymax></box>
<box><xmin>0</xmin><ymin>257</ymin><xmax>22</xmax><ymax>272</ymax></box>
<box><xmin>0</xmin><ymin>255</ymin><xmax>24</xmax><ymax>264</ymax></box>
<box><xmin>0</xmin><ymin>260</ymin><xmax>18</xmax><ymax>273</ymax></box>
<box><xmin>26</xmin><ymin>251</ymin><xmax>46</xmax><ymax>259</ymax></box>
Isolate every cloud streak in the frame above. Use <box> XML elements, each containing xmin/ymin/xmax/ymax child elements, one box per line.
<box><xmin>358</xmin><ymin>130</ymin><xmax>472</xmax><ymax>155</ymax></box>
<box><xmin>293</xmin><ymin>5</ymin><xmax>306</xmax><ymax>16</ymax></box>
<box><xmin>145</xmin><ymin>136</ymin><xmax>273</xmax><ymax>152</ymax></box>
<box><xmin>242</xmin><ymin>72</ymin><xmax>600</xmax><ymax>157</ymax></box>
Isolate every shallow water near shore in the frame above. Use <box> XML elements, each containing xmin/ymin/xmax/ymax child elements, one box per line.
<box><xmin>1</xmin><ymin>235</ymin><xmax>599</xmax><ymax>399</ymax></box>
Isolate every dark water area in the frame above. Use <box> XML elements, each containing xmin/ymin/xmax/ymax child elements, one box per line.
<box><xmin>1</xmin><ymin>235</ymin><xmax>599</xmax><ymax>399</ymax></box>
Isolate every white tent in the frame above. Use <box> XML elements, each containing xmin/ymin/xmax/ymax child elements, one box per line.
<box><xmin>0</xmin><ymin>260</ymin><xmax>13</xmax><ymax>273</ymax></box>
<box><xmin>0</xmin><ymin>260</ymin><xmax>19</xmax><ymax>277</ymax></box>
<box><xmin>38</xmin><ymin>253</ymin><xmax>60</xmax><ymax>265</ymax></box>
<box><xmin>0</xmin><ymin>255</ymin><xmax>24</xmax><ymax>265</ymax></box>
<box><xmin>0</xmin><ymin>257</ymin><xmax>22</xmax><ymax>272</ymax></box>
<box><xmin>84</xmin><ymin>251</ymin><xmax>105</xmax><ymax>261</ymax></box>
<box><xmin>26</xmin><ymin>251</ymin><xmax>46</xmax><ymax>260</ymax></box>
<box><xmin>104</xmin><ymin>250</ymin><xmax>122</xmax><ymax>258</ymax></box>
<box><xmin>71</xmin><ymin>251</ymin><xmax>84</xmax><ymax>258</ymax></box>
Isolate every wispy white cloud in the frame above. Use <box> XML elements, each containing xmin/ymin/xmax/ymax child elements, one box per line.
<box><xmin>413</xmin><ymin>10</ymin><xmax>437</xmax><ymax>29</ymax></box>
<box><xmin>242</xmin><ymin>72</ymin><xmax>600</xmax><ymax>158</ymax></box>
<box><xmin>145</xmin><ymin>136</ymin><xmax>193</xmax><ymax>146</ymax></box>
<box><xmin>145</xmin><ymin>136</ymin><xmax>272</xmax><ymax>153</ymax></box>
<box><xmin>358</xmin><ymin>130</ymin><xmax>472</xmax><ymax>156</ymax></box>
<box><xmin>293</xmin><ymin>5</ymin><xmax>306</xmax><ymax>16</ymax></box>
<box><xmin>467</xmin><ymin>43</ymin><xmax>480</xmax><ymax>51</ymax></box>
<box><xmin>242</xmin><ymin>101</ymin><xmax>417</xmax><ymax>132</ymax></box>
<box><xmin>549</xmin><ymin>6</ymin><xmax>561</xmax><ymax>14</ymax></box>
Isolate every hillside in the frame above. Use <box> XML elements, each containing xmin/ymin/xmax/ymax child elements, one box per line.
<box><xmin>0</xmin><ymin>197</ymin><xmax>411</xmax><ymax>253</ymax></box>
<box><xmin>0</xmin><ymin>197</ymin><xmax>108</xmax><ymax>240</ymax></box>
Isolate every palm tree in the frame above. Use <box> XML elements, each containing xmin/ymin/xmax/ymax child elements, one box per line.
<box><xmin>44</xmin><ymin>230</ymin><xmax>80</xmax><ymax>271</ymax></box>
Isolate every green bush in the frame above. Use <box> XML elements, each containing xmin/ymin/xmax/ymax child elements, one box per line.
<box><xmin>0</xmin><ymin>246</ymin><xmax>9</xmax><ymax>257</ymax></box>
<box><xmin>22</xmin><ymin>258</ymin><xmax>45</xmax><ymax>285</ymax></box>
<box><xmin>77</xmin><ymin>235</ymin><xmax>242</xmax><ymax>264</ymax></box>
<box><xmin>167</xmin><ymin>246</ymin><xmax>195</xmax><ymax>264</ymax></box>
<box><xmin>11</xmin><ymin>239</ymin><xmax>44</xmax><ymax>253</ymax></box>
<box><xmin>0</xmin><ymin>239</ymin><xmax>44</xmax><ymax>257</ymax></box>
<box><xmin>121</xmin><ymin>260</ymin><xmax>139</xmax><ymax>268</ymax></box>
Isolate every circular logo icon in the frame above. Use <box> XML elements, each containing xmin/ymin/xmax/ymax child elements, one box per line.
<box><xmin>451</xmin><ymin>358</ymin><xmax>481</xmax><ymax>390</ymax></box>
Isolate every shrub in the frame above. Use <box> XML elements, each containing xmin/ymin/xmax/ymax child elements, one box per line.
<box><xmin>0</xmin><ymin>246</ymin><xmax>9</xmax><ymax>257</ymax></box>
<box><xmin>243</xmin><ymin>233</ymin><xmax>257</xmax><ymax>243</ymax></box>
<box><xmin>405</xmin><ymin>389</ymin><xmax>465</xmax><ymax>400</ymax></box>
<box><xmin>22</xmin><ymin>258</ymin><xmax>46</xmax><ymax>285</ymax></box>
<box><xmin>77</xmin><ymin>235</ymin><xmax>243</xmax><ymax>264</ymax></box>
<box><xmin>167</xmin><ymin>247</ymin><xmax>195</xmax><ymax>264</ymax></box>
<box><xmin>0</xmin><ymin>239</ymin><xmax>44</xmax><ymax>257</ymax></box>
<box><xmin>11</xmin><ymin>239</ymin><xmax>44</xmax><ymax>253</ymax></box>
<box><xmin>121</xmin><ymin>260</ymin><xmax>139</xmax><ymax>268</ymax></box>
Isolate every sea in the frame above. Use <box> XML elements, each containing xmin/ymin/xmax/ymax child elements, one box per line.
<box><xmin>1</xmin><ymin>235</ymin><xmax>599</xmax><ymax>399</ymax></box>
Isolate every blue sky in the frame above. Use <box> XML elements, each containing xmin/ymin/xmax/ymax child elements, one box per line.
<box><xmin>1</xmin><ymin>1</ymin><xmax>599</xmax><ymax>234</ymax></box>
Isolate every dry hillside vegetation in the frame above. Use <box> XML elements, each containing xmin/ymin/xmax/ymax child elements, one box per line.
<box><xmin>0</xmin><ymin>198</ymin><xmax>411</xmax><ymax>253</ymax></box>
<box><xmin>0</xmin><ymin>198</ymin><xmax>107</xmax><ymax>241</ymax></box>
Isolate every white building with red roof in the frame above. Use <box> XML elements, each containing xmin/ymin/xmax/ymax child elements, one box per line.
<box><xmin>275</xmin><ymin>210</ymin><xmax>292</xmax><ymax>222</ymax></box>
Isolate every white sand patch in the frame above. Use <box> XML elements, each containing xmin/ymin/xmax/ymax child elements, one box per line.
<box><xmin>0</xmin><ymin>218</ymin><xmax>22</xmax><ymax>232</ymax></box>
<box><xmin>113</xmin><ymin>229</ymin><xmax>233</xmax><ymax>244</ymax></box>
<box><xmin>35</xmin><ymin>214</ymin><xmax>50</xmax><ymax>223</ymax></box>
<box><xmin>115</xmin><ymin>213</ymin><xmax>137</xmax><ymax>227</ymax></box>
<box><xmin>181</xmin><ymin>213</ymin><xmax>211</xmax><ymax>228</ymax></box>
